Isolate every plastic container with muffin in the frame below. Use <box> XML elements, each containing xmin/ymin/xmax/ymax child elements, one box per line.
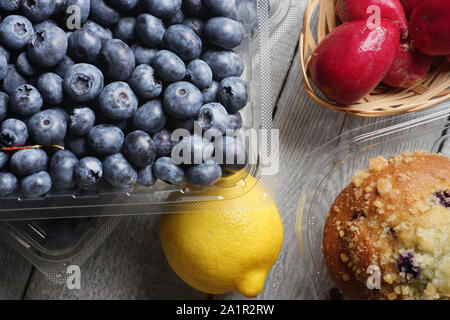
<box><xmin>297</xmin><ymin>102</ymin><xmax>450</xmax><ymax>300</ymax></box>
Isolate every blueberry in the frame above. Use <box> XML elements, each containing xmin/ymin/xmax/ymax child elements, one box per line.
<box><xmin>10</xmin><ymin>148</ymin><xmax>48</xmax><ymax>175</ymax></box>
<box><xmin>69</xmin><ymin>107</ymin><xmax>95</xmax><ymax>136</ymax></box>
<box><xmin>16</xmin><ymin>52</ymin><xmax>39</xmax><ymax>77</ymax></box>
<box><xmin>65</xmin><ymin>135</ymin><xmax>90</xmax><ymax>157</ymax></box>
<box><xmin>0</xmin><ymin>91</ymin><xmax>9</xmax><ymax>122</ymax></box>
<box><xmin>10</xmin><ymin>84</ymin><xmax>43</xmax><ymax>117</ymax></box>
<box><xmin>88</xmin><ymin>124</ymin><xmax>124</xmax><ymax>155</ymax></box>
<box><xmin>202</xmin><ymin>50</ymin><xmax>244</xmax><ymax>81</ymax></box>
<box><xmin>153</xmin><ymin>156</ymin><xmax>184</xmax><ymax>185</ymax></box>
<box><xmin>174</xmin><ymin>134</ymin><xmax>214</xmax><ymax>165</ymax></box>
<box><xmin>20</xmin><ymin>171</ymin><xmax>52</xmax><ymax>197</ymax></box>
<box><xmin>89</xmin><ymin>0</ymin><xmax>121</xmax><ymax>27</ymax></box>
<box><xmin>22</xmin><ymin>0</ymin><xmax>56</xmax><ymax>23</ymax></box>
<box><xmin>164</xmin><ymin>24</ymin><xmax>202</xmax><ymax>62</ymax></box>
<box><xmin>182</xmin><ymin>17</ymin><xmax>204</xmax><ymax>37</ymax></box>
<box><xmin>53</xmin><ymin>55</ymin><xmax>74</xmax><ymax>78</ymax></box>
<box><xmin>186</xmin><ymin>59</ymin><xmax>212</xmax><ymax>89</ymax></box>
<box><xmin>0</xmin><ymin>0</ymin><xmax>20</xmax><ymax>12</ymax></box>
<box><xmin>198</xmin><ymin>103</ymin><xmax>229</xmax><ymax>134</ymax></box>
<box><xmin>163</xmin><ymin>81</ymin><xmax>203</xmax><ymax>119</ymax></box>
<box><xmin>2</xmin><ymin>65</ymin><xmax>27</xmax><ymax>95</ymax></box>
<box><xmin>111</xmin><ymin>0</ymin><xmax>139</xmax><ymax>11</ymax></box>
<box><xmin>0</xmin><ymin>150</ymin><xmax>10</xmax><ymax>168</ymax></box>
<box><xmin>152</xmin><ymin>128</ymin><xmax>172</xmax><ymax>157</ymax></box>
<box><xmin>0</xmin><ymin>172</ymin><xmax>18</xmax><ymax>196</ymax></box>
<box><xmin>135</xmin><ymin>13</ymin><xmax>165</xmax><ymax>48</ymax></box>
<box><xmin>64</xmin><ymin>0</ymin><xmax>90</xmax><ymax>24</ymax></box>
<box><xmin>205</xmin><ymin>17</ymin><xmax>244</xmax><ymax>50</ymax></box>
<box><xmin>114</xmin><ymin>17</ymin><xmax>136</xmax><ymax>43</ymax></box>
<box><xmin>131</xmin><ymin>44</ymin><xmax>157</xmax><ymax>65</ymax></box>
<box><xmin>0</xmin><ymin>118</ymin><xmax>28</xmax><ymax>147</ymax></box>
<box><xmin>187</xmin><ymin>160</ymin><xmax>222</xmax><ymax>187</ymax></box>
<box><xmin>37</xmin><ymin>72</ymin><xmax>63</xmax><ymax>105</ymax></box>
<box><xmin>0</xmin><ymin>45</ymin><xmax>11</xmax><ymax>63</ymax></box>
<box><xmin>74</xmin><ymin>156</ymin><xmax>103</xmax><ymax>190</ymax></box>
<box><xmin>201</xmin><ymin>80</ymin><xmax>219</xmax><ymax>104</ymax></box>
<box><xmin>27</xmin><ymin>25</ymin><xmax>68</xmax><ymax>68</ymax></box>
<box><xmin>50</xmin><ymin>149</ymin><xmax>78</xmax><ymax>190</ymax></box>
<box><xmin>165</xmin><ymin>8</ymin><xmax>184</xmax><ymax>26</ymax></box>
<box><xmin>143</xmin><ymin>0</ymin><xmax>182</xmax><ymax>19</ymax></box>
<box><xmin>228</xmin><ymin>112</ymin><xmax>242</xmax><ymax>132</ymax></box>
<box><xmin>214</xmin><ymin>135</ymin><xmax>247</xmax><ymax>174</ymax></box>
<box><xmin>102</xmin><ymin>153</ymin><xmax>137</xmax><ymax>188</ymax></box>
<box><xmin>68</xmin><ymin>28</ymin><xmax>102</xmax><ymax>62</ymax></box>
<box><xmin>204</xmin><ymin>0</ymin><xmax>236</xmax><ymax>17</ymax></box>
<box><xmin>182</xmin><ymin>0</ymin><xmax>206</xmax><ymax>16</ymax></box>
<box><xmin>129</xmin><ymin>64</ymin><xmax>162</xmax><ymax>99</ymax></box>
<box><xmin>122</xmin><ymin>130</ymin><xmax>156</xmax><ymax>168</ymax></box>
<box><xmin>132</xmin><ymin>99</ymin><xmax>166</xmax><ymax>134</ymax></box>
<box><xmin>99</xmin><ymin>81</ymin><xmax>138</xmax><ymax>120</ymax></box>
<box><xmin>63</xmin><ymin>63</ymin><xmax>104</xmax><ymax>102</ymax></box>
<box><xmin>28</xmin><ymin>109</ymin><xmax>68</xmax><ymax>144</ymax></box>
<box><xmin>435</xmin><ymin>190</ymin><xmax>450</xmax><ymax>208</ymax></box>
<box><xmin>396</xmin><ymin>251</ymin><xmax>420</xmax><ymax>280</ymax></box>
<box><xmin>100</xmin><ymin>39</ymin><xmax>135</xmax><ymax>81</ymax></box>
<box><xmin>137</xmin><ymin>164</ymin><xmax>156</xmax><ymax>187</ymax></box>
<box><xmin>0</xmin><ymin>15</ymin><xmax>34</xmax><ymax>50</ymax></box>
<box><xmin>218</xmin><ymin>76</ymin><xmax>248</xmax><ymax>113</ymax></box>
<box><xmin>33</xmin><ymin>19</ymin><xmax>57</xmax><ymax>32</ymax></box>
<box><xmin>152</xmin><ymin>50</ymin><xmax>186</xmax><ymax>83</ymax></box>
<box><xmin>82</xmin><ymin>20</ymin><xmax>112</xmax><ymax>45</ymax></box>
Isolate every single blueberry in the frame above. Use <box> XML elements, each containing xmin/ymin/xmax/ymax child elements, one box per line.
<box><xmin>89</xmin><ymin>0</ymin><xmax>121</xmax><ymax>27</ymax></box>
<box><xmin>2</xmin><ymin>65</ymin><xmax>27</xmax><ymax>95</ymax></box>
<box><xmin>0</xmin><ymin>91</ymin><xmax>9</xmax><ymax>122</ymax></box>
<box><xmin>65</xmin><ymin>135</ymin><xmax>90</xmax><ymax>157</ymax></box>
<box><xmin>114</xmin><ymin>17</ymin><xmax>136</xmax><ymax>43</ymax></box>
<box><xmin>0</xmin><ymin>172</ymin><xmax>18</xmax><ymax>196</ymax></box>
<box><xmin>98</xmin><ymin>81</ymin><xmax>138</xmax><ymax>120</ymax></box>
<box><xmin>0</xmin><ymin>118</ymin><xmax>28</xmax><ymax>147</ymax></box>
<box><xmin>111</xmin><ymin>0</ymin><xmax>139</xmax><ymax>11</ymax></box>
<box><xmin>204</xmin><ymin>0</ymin><xmax>236</xmax><ymax>17</ymax></box>
<box><xmin>52</xmin><ymin>55</ymin><xmax>74</xmax><ymax>78</ymax></box>
<box><xmin>22</xmin><ymin>0</ymin><xmax>56</xmax><ymax>23</ymax></box>
<box><xmin>153</xmin><ymin>156</ymin><xmax>185</xmax><ymax>185</ymax></box>
<box><xmin>20</xmin><ymin>170</ymin><xmax>52</xmax><ymax>198</ymax></box>
<box><xmin>63</xmin><ymin>63</ymin><xmax>104</xmax><ymax>102</ymax></box>
<box><xmin>88</xmin><ymin>124</ymin><xmax>124</xmax><ymax>155</ymax></box>
<box><xmin>435</xmin><ymin>190</ymin><xmax>450</xmax><ymax>208</ymax></box>
<box><xmin>218</xmin><ymin>76</ymin><xmax>248</xmax><ymax>113</ymax></box>
<box><xmin>164</xmin><ymin>24</ymin><xmax>202</xmax><ymax>62</ymax></box>
<box><xmin>132</xmin><ymin>99</ymin><xmax>166</xmax><ymax>134</ymax></box>
<box><xmin>37</xmin><ymin>72</ymin><xmax>64</xmax><ymax>105</ymax></box>
<box><xmin>0</xmin><ymin>15</ymin><xmax>34</xmax><ymax>50</ymax></box>
<box><xmin>0</xmin><ymin>45</ymin><xmax>10</xmax><ymax>63</ymax></box>
<box><xmin>228</xmin><ymin>112</ymin><xmax>242</xmax><ymax>133</ymax></box>
<box><xmin>182</xmin><ymin>17</ymin><xmax>204</xmax><ymax>37</ymax></box>
<box><xmin>129</xmin><ymin>64</ymin><xmax>162</xmax><ymax>99</ymax></box>
<box><xmin>122</xmin><ymin>130</ymin><xmax>156</xmax><ymax>168</ymax></box>
<box><xmin>135</xmin><ymin>13</ymin><xmax>165</xmax><ymax>48</ymax></box>
<box><xmin>202</xmin><ymin>50</ymin><xmax>244</xmax><ymax>81</ymax></box>
<box><xmin>50</xmin><ymin>149</ymin><xmax>78</xmax><ymax>190</ymax></box>
<box><xmin>10</xmin><ymin>148</ymin><xmax>48</xmax><ymax>175</ymax></box>
<box><xmin>99</xmin><ymin>39</ymin><xmax>135</xmax><ymax>81</ymax></box>
<box><xmin>0</xmin><ymin>0</ymin><xmax>20</xmax><ymax>12</ymax></box>
<box><xmin>68</xmin><ymin>28</ymin><xmax>102</xmax><ymax>62</ymax></box>
<box><xmin>152</xmin><ymin>50</ymin><xmax>186</xmax><ymax>83</ymax></box>
<box><xmin>396</xmin><ymin>251</ymin><xmax>420</xmax><ymax>280</ymax></box>
<box><xmin>102</xmin><ymin>153</ymin><xmax>137</xmax><ymax>188</ymax></box>
<box><xmin>182</xmin><ymin>0</ymin><xmax>207</xmax><ymax>16</ymax></box>
<box><xmin>33</xmin><ymin>19</ymin><xmax>57</xmax><ymax>32</ymax></box>
<box><xmin>204</xmin><ymin>17</ymin><xmax>244</xmax><ymax>50</ymax></box>
<box><xmin>137</xmin><ymin>164</ymin><xmax>156</xmax><ymax>187</ymax></box>
<box><xmin>82</xmin><ymin>20</ymin><xmax>113</xmax><ymax>46</ymax></box>
<box><xmin>186</xmin><ymin>59</ymin><xmax>212</xmax><ymax>89</ymax></box>
<box><xmin>201</xmin><ymin>80</ymin><xmax>219</xmax><ymax>104</ymax></box>
<box><xmin>16</xmin><ymin>52</ymin><xmax>39</xmax><ymax>77</ymax></box>
<box><xmin>74</xmin><ymin>156</ymin><xmax>103</xmax><ymax>190</ymax></box>
<box><xmin>28</xmin><ymin>108</ymin><xmax>68</xmax><ymax>145</ymax></box>
<box><xmin>142</xmin><ymin>0</ymin><xmax>182</xmax><ymax>19</ymax></box>
<box><xmin>173</xmin><ymin>134</ymin><xmax>214</xmax><ymax>165</ymax></box>
<box><xmin>152</xmin><ymin>128</ymin><xmax>173</xmax><ymax>157</ymax></box>
<box><xmin>163</xmin><ymin>81</ymin><xmax>203</xmax><ymax>119</ymax></box>
<box><xmin>0</xmin><ymin>150</ymin><xmax>9</xmax><ymax>169</ymax></box>
<box><xmin>214</xmin><ymin>135</ymin><xmax>247</xmax><ymax>173</ymax></box>
<box><xmin>187</xmin><ymin>160</ymin><xmax>222</xmax><ymax>187</ymax></box>
<box><xmin>164</xmin><ymin>8</ymin><xmax>184</xmax><ymax>26</ymax></box>
<box><xmin>10</xmin><ymin>84</ymin><xmax>43</xmax><ymax>117</ymax></box>
<box><xmin>27</xmin><ymin>25</ymin><xmax>68</xmax><ymax>68</ymax></box>
<box><xmin>131</xmin><ymin>44</ymin><xmax>157</xmax><ymax>65</ymax></box>
<box><xmin>69</xmin><ymin>107</ymin><xmax>95</xmax><ymax>136</ymax></box>
<box><xmin>64</xmin><ymin>0</ymin><xmax>90</xmax><ymax>24</ymax></box>
<box><xmin>198</xmin><ymin>103</ymin><xmax>229</xmax><ymax>134</ymax></box>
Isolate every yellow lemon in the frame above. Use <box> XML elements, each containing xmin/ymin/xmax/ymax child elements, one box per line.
<box><xmin>160</xmin><ymin>174</ymin><xmax>283</xmax><ymax>298</ymax></box>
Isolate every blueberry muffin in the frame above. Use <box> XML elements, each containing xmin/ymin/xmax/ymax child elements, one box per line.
<box><xmin>323</xmin><ymin>151</ymin><xmax>450</xmax><ymax>300</ymax></box>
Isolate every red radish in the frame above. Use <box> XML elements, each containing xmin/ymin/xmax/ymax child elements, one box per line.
<box><xmin>383</xmin><ymin>42</ymin><xmax>431</xmax><ymax>88</ymax></box>
<box><xmin>400</xmin><ymin>0</ymin><xmax>421</xmax><ymax>19</ymax></box>
<box><xmin>308</xmin><ymin>19</ymin><xmax>400</xmax><ymax>105</ymax></box>
<box><xmin>336</xmin><ymin>0</ymin><xmax>409</xmax><ymax>38</ymax></box>
<box><xmin>409</xmin><ymin>0</ymin><xmax>450</xmax><ymax>56</ymax></box>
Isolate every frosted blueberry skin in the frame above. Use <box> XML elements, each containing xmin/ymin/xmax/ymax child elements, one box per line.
<box><xmin>68</xmin><ymin>28</ymin><xmax>102</xmax><ymax>63</ymax></box>
<box><xmin>0</xmin><ymin>172</ymin><xmax>18</xmax><ymax>196</ymax></box>
<box><xmin>204</xmin><ymin>0</ymin><xmax>236</xmax><ymax>17</ymax></box>
<box><xmin>131</xmin><ymin>44</ymin><xmax>157</xmax><ymax>65</ymax></box>
<box><xmin>99</xmin><ymin>39</ymin><xmax>135</xmax><ymax>81</ymax></box>
<box><xmin>163</xmin><ymin>81</ymin><xmax>203</xmax><ymax>119</ymax></box>
<box><xmin>9</xmin><ymin>84</ymin><xmax>43</xmax><ymax>117</ymax></box>
<box><xmin>201</xmin><ymin>81</ymin><xmax>219</xmax><ymax>104</ymax></box>
<box><xmin>16</xmin><ymin>52</ymin><xmax>39</xmax><ymax>77</ymax></box>
<box><xmin>52</xmin><ymin>55</ymin><xmax>74</xmax><ymax>78</ymax></box>
<box><xmin>228</xmin><ymin>112</ymin><xmax>242</xmax><ymax>133</ymax></box>
<box><xmin>218</xmin><ymin>76</ymin><xmax>248</xmax><ymax>113</ymax></box>
<box><xmin>0</xmin><ymin>118</ymin><xmax>29</xmax><ymax>147</ymax></box>
<box><xmin>27</xmin><ymin>25</ymin><xmax>68</xmax><ymax>68</ymax></box>
<box><xmin>0</xmin><ymin>15</ymin><xmax>34</xmax><ymax>50</ymax></box>
<box><xmin>65</xmin><ymin>135</ymin><xmax>90</xmax><ymax>158</ymax></box>
<box><xmin>50</xmin><ymin>149</ymin><xmax>78</xmax><ymax>190</ymax></box>
<box><xmin>69</xmin><ymin>107</ymin><xmax>95</xmax><ymax>136</ymax></box>
<box><xmin>87</xmin><ymin>124</ymin><xmax>124</xmax><ymax>155</ymax></box>
<box><xmin>182</xmin><ymin>17</ymin><xmax>204</xmax><ymax>37</ymax></box>
<box><xmin>137</xmin><ymin>164</ymin><xmax>156</xmax><ymax>187</ymax></box>
<box><xmin>204</xmin><ymin>17</ymin><xmax>244</xmax><ymax>50</ymax></box>
<box><xmin>3</xmin><ymin>65</ymin><xmax>27</xmax><ymax>95</ymax></box>
<box><xmin>214</xmin><ymin>135</ymin><xmax>247</xmax><ymax>174</ymax></box>
<box><xmin>0</xmin><ymin>55</ymin><xmax>7</xmax><ymax>81</ymax></box>
<box><xmin>111</xmin><ymin>0</ymin><xmax>139</xmax><ymax>11</ymax></box>
<box><xmin>98</xmin><ymin>81</ymin><xmax>138</xmax><ymax>121</ymax></box>
<box><xmin>74</xmin><ymin>156</ymin><xmax>103</xmax><ymax>190</ymax></box>
<box><xmin>152</xmin><ymin>129</ymin><xmax>173</xmax><ymax>157</ymax></box>
<box><xmin>20</xmin><ymin>171</ymin><xmax>52</xmax><ymax>198</ymax></box>
<box><xmin>152</xmin><ymin>50</ymin><xmax>186</xmax><ymax>83</ymax></box>
<box><xmin>0</xmin><ymin>150</ymin><xmax>9</xmax><ymax>169</ymax></box>
<box><xmin>198</xmin><ymin>103</ymin><xmax>229</xmax><ymax>135</ymax></box>
<box><xmin>28</xmin><ymin>109</ymin><xmax>68</xmax><ymax>145</ymax></box>
<box><xmin>135</xmin><ymin>13</ymin><xmax>165</xmax><ymax>48</ymax></box>
<box><xmin>102</xmin><ymin>153</ymin><xmax>137</xmax><ymax>189</ymax></box>
<box><xmin>37</xmin><ymin>72</ymin><xmax>64</xmax><ymax>105</ymax></box>
<box><xmin>186</xmin><ymin>59</ymin><xmax>213</xmax><ymax>89</ymax></box>
<box><xmin>133</xmin><ymin>100</ymin><xmax>166</xmax><ymax>134</ymax></box>
<box><xmin>153</xmin><ymin>156</ymin><xmax>185</xmax><ymax>185</ymax></box>
<box><xmin>202</xmin><ymin>50</ymin><xmax>244</xmax><ymax>81</ymax></box>
<box><xmin>164</xmin><ymin>24</ymin><xmax>202</xmax><ymax>62</ymax></box>
<box><xmin>89</xmin><ymin>0</ymin><xmax>121</xmax><ymax>27</ymax></box>
<box><xmin>174</xmin><ymin>134</ymin><xmax>214</xmax><ymax>165</ymax></box>
<box><xmin>182</xmin><ymin>0</ymin><xmax>207</xmax><ymax>17</ymax></box>
<box><xmin>10</xmin><ymin>148</ymin><xmax>48</xmax><ymax>175</ymax></box>
<box><xmin>22</xmin><ymin>0</ymin><xmax>56</xmax><ymax>23</ymax></box>
<box><xmin>436</xmin><ymin>190</ymin><xmax>450</xmax><ymax>208</ymax></box>
<box><xmin>0</xmin><ymin>45</ymin><xmax>11</xmax><ymax>63</ymax></box>
<box><xmin>129</xmin><ymin>64</ymin><xmax>162</xmax><ymax>100</ymax></box>
<box><xmin>0</xmin><ymin>0</ymin><xmax>21</xmax><ymax>12</ymax></box>
<box><xmin>114</xmin><ymin>17</ymin><xmax>136</xmax><ymax>43</ymax></box>
<box><xmin>165</xmin><ymin>8</ymin><xmax>184</xmax><ymax>26</ymax></box>
<box><xmin>0</xmin><ymin>91</ymin><xmax>9</xmax><ymax>122</ymax></box>
<box><xmin>396</xmin><ymin>251</ymin><xmax>420</xmax><ymax>280</ymax></box>
<box><xmin>142</xmin><ymin>0</ymin><xmax>182</xmax><ymax>19</ymax></box>
<box><xmin>122</xmin><ymin>130</ymin><xmax>156</xmax><ymax>168</ymax></box>
<box><xmin>187</xmin><ymin>160</ymin><xmax>222</xmax><ymax>187</ymax></box>
<box><xmin>82</xmin><ymin>20</ymin><xmax>113</xmax><ymax>46</ymax></box>
<box><xmin>63</xmin><ymin>63</ymin><xmax>104</xmax><ymax>102</ymax></box>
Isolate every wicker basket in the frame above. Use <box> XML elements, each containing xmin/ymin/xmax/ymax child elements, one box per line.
<box><xmin>299</xmin><ymin>0</ymin><xmax>450</xmax><ymax>117</ymax></box>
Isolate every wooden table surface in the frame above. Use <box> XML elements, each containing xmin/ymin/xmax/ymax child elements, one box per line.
<box><xmin>0</xmin><ymin>1</ymin><xmax>448</xmax><ymax>300</ymax></box>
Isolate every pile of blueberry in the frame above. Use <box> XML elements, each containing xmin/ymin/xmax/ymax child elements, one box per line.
<box><xmin>0</xmin><ymin>0</ymin><xmax>249</xmax><ymax>198</ymax></box>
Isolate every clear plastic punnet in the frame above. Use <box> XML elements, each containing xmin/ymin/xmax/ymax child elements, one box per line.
<box><xmin>297</xmin><ymin>101</ymin><xmax>450</xmax><ymax>300</ymax></box>
<box><xmin>0</xmin><ymin>0</ymin><xmax>282</xmax><ymax>221</ymax></box>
